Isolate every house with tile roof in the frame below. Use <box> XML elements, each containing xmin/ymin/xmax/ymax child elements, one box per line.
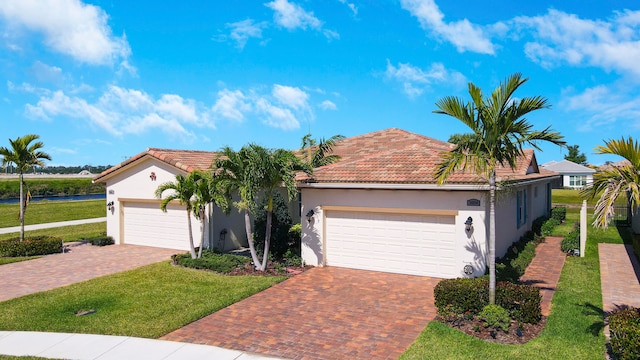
<box><xmin>541</xmin><ymin>159</ymin><xmax>595</xmax><ymax>189</ymax></box>
<box><xmin>94</xmin><ymin>128</ymin><xmax>559</xmax><ymax>279</ymax></box>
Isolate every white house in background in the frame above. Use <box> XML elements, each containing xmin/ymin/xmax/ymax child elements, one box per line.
<box><xmin>296</xmin><ymin>128</ymin><xmax>559</xmax><ymax>279</ymax></box>
<box><xmin>541</xmin><ymin>160</ymin><xmax>595</xmax><ymax>189</ymax></box>
<box><xmin>94</xmin><ymin>128</ymin><xmax>559</xmax><ymax>279</ymax></box>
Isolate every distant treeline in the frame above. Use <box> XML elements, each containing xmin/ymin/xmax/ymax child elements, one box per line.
<box><xmin>0</xmin><ymin>178</ymin><xmax>106</xmax><ymax>200</ymax></box>
<box><xmin>2</xmin><ymin>165</ymin><xmax>112</xmax><ymax>175</ymax></box>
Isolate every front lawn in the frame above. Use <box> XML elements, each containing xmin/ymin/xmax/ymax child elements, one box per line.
<box><xmin>0</xmin><ymin>200</ymin><xmax>104</xmax><ymax>228</ymax></box>
<box><xmin>0</xmin><ymin>256</ymin><xmax>40</xmax><ymax>265</ymax></box>
<box><xmin>0</xmin><ymin>261</ymin><xmax>285</xmax><ymax>338</ymax></box>
<box><xmin>401</xmin><ymin>207</ymin><xmax>617</xmax><ymax>359</ymax></box>
<box><xmin>0</xmin><ymin>222</ymin><xmax>106</xmax><ymax>242</ymax></box>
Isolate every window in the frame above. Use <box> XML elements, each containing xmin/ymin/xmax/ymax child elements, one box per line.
<box><xmin>517</xmin><ymin>189</ymin><xmax>528</xmax><ymax>228</ymax></box>
<box><xmin>569</xmin><ymin>175</ymin><xmax>587</xmax><ymax>187</ymax></box>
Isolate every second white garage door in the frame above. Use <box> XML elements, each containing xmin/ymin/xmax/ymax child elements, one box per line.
<box><xmin>325</xmin><ymin>210</ymin><xmax>457</xmax><ymax>277</ymax></box>
<box><xmin>122</xmin><ymin>201</ymin><xmax>199</xmax><ymax>251</ymax></box>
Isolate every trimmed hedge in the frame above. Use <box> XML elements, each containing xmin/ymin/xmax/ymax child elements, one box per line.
<box><xmin>561</xmin><ymin>222</ymin><xmax>580</xmax><ymax>253</ymax></box>
<box><xmin>609</xmin><ymin>307</ymin><xmax>640</xmax><ymax>360</ymax></box>
<box><xmin>541</xmin><ymin>218</ymin><xmax>561</xmax><ymax>236</ymax></box>
<box><xmin>434</xmin><ymin>277</ymin><xmax>542</xmax><ymax>323</ymax></box>
<box><xmin>85</xmin><ymin>235</ymin><xmax>114</xmax><ymax>246</ymax></box>
<box><xmin>173</xmin><ymin>250</ymin><xmax>251</xmax><ymax>274</ymax></box>
<box><xmin>495</xmin><ymin>225</ymin><xmax>544</xmax><ymax>283</ymax></box>
<box><xmin>0</xmin><ymin>236</ymin><xmax>63</xmax><ymax>257</ymax></box>
<box><xmin>550</xmin><ymin>206</ymin><xmax>566</xmax><ymax>222</ymax></box>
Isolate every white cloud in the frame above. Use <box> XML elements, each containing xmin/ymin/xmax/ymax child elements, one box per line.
<box><xmin>319</xmin><ymin>100</ymin><xmax>337</xmax><ymax>110</ymax></box>
<box><xmin>212</xmin><ymin>89</ymin><xmax>251</xmax><ymax>122</ymax></box>
<box><xmin>514</xmin><ymin>9</ymin><xmax>640</xmax><ymax>77</ymax></box>
<box><xmin>563</xmin><ymin>85</ymin><xmax>640</xmax><ymax>131</ymax></box>
<box><xmin>212</xmin><ymin>84</ymin><xmax>317</xmax><ymax>130</ymax></box>
<box><xmin>0</xmin><ymin>0</ymin><xmax>131</xmax><ymax>65</ymax></box>
<box><xmin>265</xmin><ymin>0</ymin><xmax>338</xmax><ymax>40</ymax></box>
<box><xmin>30</xmin><ymin>61</ymin><xmax>63</xmax><ymax>84</ymax></box>
<box><xmin>337</xmin><ymin>0</ymin><xmax>358</xmax><ymax>16</ymax></box>
<box><xmin>400</xmin><ymin>0</ymin><xmax>495</xmax><ymax>54</ymax></box>
<box><xmin>385</xmin><ymin>60</ymin><xmax>466</xmax><ymax>98</ymax></box>
<box><xmin>50</xmin><ymin>146</ymin><xmax>77</xmax><ymax>155</ymax></box>
<box><xmin>24</xmin><ymin>85</ymin><xmax>212</xmax><ymax>141</ymax></box>
<box><xmin>227</xmin><ymin>19</ymin><xmax>266</xmax><ymax>49</ymax></box>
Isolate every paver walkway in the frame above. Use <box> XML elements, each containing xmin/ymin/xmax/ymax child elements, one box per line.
<box><xmin>0</xmin><ymin>244</ymin><xmax>177</xmax><ymax>302</ymax></box>
<box><xmin>599</xmin><ymin>243</ymin><xmax>640</xmax><ymax>338</ymax></box>
<box><xmin>520</xmin><ymin>236</ymin><xmax>566</xmax><ymax>316</ymax></box>
<box><xmin>162</xmin><ymin>267</ymin><xmax>440</xmax><ymax>360</ymax></box>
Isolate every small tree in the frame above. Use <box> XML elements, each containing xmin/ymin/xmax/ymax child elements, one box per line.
<box><xmin>155</xmin><ymin>173</ymin><xmax>198</xmax><ymax>258</ymax></box>
<box><xmin>565</xmin><ymin>144</ymin><xmax>587</xmax><ymax>165</ymax></box>
<box><xmin>254</xmin><ymin>191</ymin><xmax>293</xmax><ymax>258</ymax></box>
<box><xmin>0</xmin><ymin>134</ymin><xmax>51</xmax><ymax>241</ymax></box>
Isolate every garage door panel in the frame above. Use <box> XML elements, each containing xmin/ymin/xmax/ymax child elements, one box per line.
<box><xmin>326</xmin><ymin>210</ymin><xmax>457</xmax><ymax>278</ymax></box>
<box><xmin>123</xmin><ymin>202</ymin><xmax>195</xmax><ymax>250</ymax></box>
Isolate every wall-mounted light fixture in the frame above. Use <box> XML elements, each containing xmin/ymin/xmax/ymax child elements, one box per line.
<box><xmin>464</xmin><ymin>216</ymin><xmax>473</xmax><ymax>232</ymax></box>
<box><xmin>305</xmin><ymin>209</ymin><xmax>315</xmax><ymax>223</ymax></box>
<box><xmin>107</xmin><ymin>201</ymin><xmax>114</xmax><ymax>211</ymax></box>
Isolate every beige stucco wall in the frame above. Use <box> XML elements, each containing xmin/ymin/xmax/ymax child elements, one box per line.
<box><xmin>300</xmin><ymin>187</ymin><xmax>489</xmax><ymax>278</ymax></box>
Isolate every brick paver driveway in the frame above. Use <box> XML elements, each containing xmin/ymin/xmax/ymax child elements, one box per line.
<box><xmin>162</xmin><ymin>267</ymin><xmax>440</xmax><ymax>360</ymax></box>
<box><xmin>0</xmin><ymin>244</ymin><xmax>177</xmax><ymax>302</ymax></box>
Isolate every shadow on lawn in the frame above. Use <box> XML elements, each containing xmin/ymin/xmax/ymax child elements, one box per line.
<box><xmin>579</xmin><ymin>302</ymin><xmax>604</xmax><ymax>336</ymax></box>
<box><xmin>615</xmin><ymin>225</ymin><xmax>640</xmax><ymax>284</ymax></box>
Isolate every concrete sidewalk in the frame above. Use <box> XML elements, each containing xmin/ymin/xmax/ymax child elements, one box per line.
<box><xmin>0</xmin><ymin>217</ymin><xmax>106</xmax><ymax>235</ymax></box>
<box><xmin>0</xmin><ymin>331</ymin><xmax>283</xmax><ymax>360</ymax></box>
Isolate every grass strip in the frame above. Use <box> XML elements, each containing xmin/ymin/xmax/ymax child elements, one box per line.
<box><xmin>0</xmin><ymin>262</ymin><xmax>285</xmax><ymax>339</ymax></box>
<box><xmin>0</xmin><ymin>222</ymin><xmax>106</xmax><ymax>242</ymax></box>
<box><xmin>0</xmin><ymin>200</ymin><xmax>105</xmax><ymax>228</ymax></box>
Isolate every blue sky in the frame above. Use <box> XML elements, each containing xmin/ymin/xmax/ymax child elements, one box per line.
<box><xmin>1</xmin><ymin>0</ymin><xmax>639</xmax><ymax>167</ymax></box>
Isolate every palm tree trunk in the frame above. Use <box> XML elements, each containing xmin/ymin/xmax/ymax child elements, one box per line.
<box><xmin>186</xmin><ymin>211</ymin><xmax>196</xmax><ymax>259</ymax></box>
<box><xmin>19</xmin><ymin>173</ymin><xmax>25</xmax><ymax>242</ymax></box>
<box><xmin>197</xmin><ymin>207</ymin><xmax>205</xmax><ymax>259</ymax></box>
<box><xmin>244</xmin><ymin>209</ymin><xmax>262</xmax><ymax>270</ymax></box>
<box><xmin>260</xmin><ymin>210</ymin><xmax>273</xmax><ymax>271</ymax></box>
<box><xmin>489</xmin><ymin>170</ymin><xmax>496</xmax><ymax>305</ymax></box>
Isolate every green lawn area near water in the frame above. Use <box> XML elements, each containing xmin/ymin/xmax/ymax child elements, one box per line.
<box><xmin>0</xmin><ymin>200</ymin><xmax>104</xmax><ymax>228</ymax></box>
<box><xmin>0</xmin><ymin>222</ymin><xmax>106</xmax><ymax>242</ymax></box>
<box><xmin>0</xmin><ymin>262</ymin><xmax>285</xmax><ymax>339</ymax></box>
<box><xmin>401</xmin><ymin>189</ymin><xmax>624</xmax><ymax>359</ymax></box>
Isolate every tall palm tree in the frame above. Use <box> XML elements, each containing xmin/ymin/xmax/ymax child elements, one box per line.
<box><xmin>581</xmin><ymin>137</ymin><xmax>639</xmax><ymax>229</ymax></box>
<box><xmin>155</xmin><ymin>173</ymin><xmax>198</xmax><ymax>258</ymax></box>
<box><xmin>301</xmin><ymin>133</ymin><xmax>345</xmax><ymax>168</ymax></box>
<box><xmin>191</xmin><ymin>171</ymin><xmax>230</xmax><ymax>258</ymax></box>
<box><xmin>0</xmin><ymin>134</ymin><xmax>51</xmax><ymax>241</ymax></box>
<box><xmin>433</xmin><ymin>73</ymin><xmax>565</xmax><ymax>304</ymax></box>
<box><xmin>215</xmin><ymin>144</ymin><xmax>309</xmax><ymax>271</ymax></box>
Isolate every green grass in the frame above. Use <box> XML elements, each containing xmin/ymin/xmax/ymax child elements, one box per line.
<box><xmin>552</xmin><ymin>189</ymin><xmax>627</xmax><ymax>207</ymax></box>
<box><xmin>0</xmin><ymin>200</ymin><xmax>104</xmax><ymax>228</ymax></box>
<box><xmin>0</xmin><ymin>262</ymin><xmax>285</xmax><ymax>338</ymax></box>
<box><xmin>401</xmin><ymin>197</ymin><xmax>626</xmax><ymax>359</ymax></box>
<box><xmin>0</xmin><ymin>222</ymin><xmax>106</xmax><ymax>242</ymax></box>
<box><xmin>0</xmin><ymin>256</ymin><xmax>40</xmax><ymax>265</ymax></box>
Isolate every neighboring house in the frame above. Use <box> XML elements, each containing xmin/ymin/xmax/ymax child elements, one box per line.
<box><xmin>541</xmin><ymin>160</ymin><xmax>595</xmax><ymax>189</ymax></box>
<box><xmin>297</xmin><ymin>128</ymin><xmax>559</xmax><ymax>279</ymax></box>
<box><xmin>94</xmin><ymin>128</ymin><xmax>559</xmax><ymax>280</ymax></box>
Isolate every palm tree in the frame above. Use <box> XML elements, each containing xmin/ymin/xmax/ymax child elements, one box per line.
<box><xmin>433</xmin><ymin>73</ymin><xmax>565</xmax><ymax>304</ymax></box>
<box><xmin>0</xmin><ymin>134</ymin><xmax>51</xmax><ymax>241</ymax></box>
<box><xmin>581</xmin><ymin>137</ymin><xmax>639</xmax><ymax>229</ymax></box>
<box><xmin>155</xmin><ymin>173</ymin><xmax>198</xmax><ymax>258</ymax></box>
<box><xmin>301</xmin><ymin>133</ymin><xmax>345</xmax><ymax>168</ymax></box>
<box><xmin>191</xmin><ymin>171</ymin><xmax>230</xmax><ymax>258</ymax></box>
<box><xmin>215</xmin><ymin>144</ymin><xmax>309</xmax><ymax>271</ymax></box>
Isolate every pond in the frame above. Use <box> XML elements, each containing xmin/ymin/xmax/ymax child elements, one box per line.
<box><xmin>0</xmin><ymin>193</ymin><xmax>106</xmax><ymax>204</ymax></box>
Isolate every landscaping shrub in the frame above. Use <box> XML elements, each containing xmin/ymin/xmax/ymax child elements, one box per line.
<box><xmin>173</xmin><ymin>250</ymin><xmax>251</xmax><ymax>274</ymax></box>
<box><xmin>609</xmin><ymin>307</ymin><xmax>640</xmax><ymax>360</ymax></box>
<box><xmin>0</xmin><ymin>236</ymin><xmax>63</xmax><ymax>257</ymax></box>
<box><xmin>561</xmin><ymin>222</ymin><xmax>580</xmax><ymax>253</ymax></box>
<box><xmin>434</xmin><ymin>278</ymin><xmax>542</xmax><ymax>324</ymax></box>
<box><xmin>541</xmin><ymin>218</ymin><xmax>561</xmax><ymax>236</ymax></box>
<box><xmin>496</xmin><ymin>281</ymin><xmax>542</xmax><ymax>323</ymax></box>
<box><xmin>434</xmin><ymin>278</ymin><xmax>489</xmax><ymax>315</ymax></box>
<box><xmin>479</xmin><ymin>304</ymin><xmax>510</xmax><ymax>332</ymax></box>
<box><xmin>531</xmin><ymin>216</ymin><xmax>547</xmax><ymax>235</ymax></box>
<box><xmin>85</xmin><ymin>235</ymin><xmax>114</xmax><ymax>246</ymax></box>
<box><xmin>550</xmin><ymin>206</ymin><xmax>566</xmax><ymax>222</ymax></box>
<box><xmin>253</xmin><ymin>192</ymin><xmax>293</xmax><ymax>258</ymax></box>
<box><xmin>495</xmin><ymin>226</ymin><xmax>544</xmax><ymax>283</ymax></box>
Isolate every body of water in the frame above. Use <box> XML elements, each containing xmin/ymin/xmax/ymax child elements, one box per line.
<box><xmin>0</xmin><ymin>193</ymin><xmax>106</xmax><ymax>204</ymax></box>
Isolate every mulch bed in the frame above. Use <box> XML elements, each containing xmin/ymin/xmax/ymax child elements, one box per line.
<box><xmin>227</xmin><ymin>261</ymin><xmax>313</xmax><ymax>276</ymax></box>
<box><xmin>438</xmin><ymin>315</ymin><xmax>546</xmax><ymax>344</ymax></box>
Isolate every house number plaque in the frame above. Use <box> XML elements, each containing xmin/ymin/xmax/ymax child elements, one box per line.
<box><xmin>467</xmin><ymin>199</ymin><xmax>481</xmax><ymax>206</ymax></box>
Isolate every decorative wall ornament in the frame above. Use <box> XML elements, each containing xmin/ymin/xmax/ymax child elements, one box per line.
<box><xmin>150</xmin><ymin>172</ymin><xmax>157</xmax><ymax>181</ymax></box>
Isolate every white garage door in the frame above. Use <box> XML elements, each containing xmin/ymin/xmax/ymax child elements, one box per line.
<box><xmin>325</xmin><ymin>211</ymin><xmax>457</xmax><ymax>277</ymax></box>
<box><xmin>122</xmin><ymin>201</ymin><xmax>196</xmax><ymax>250</ymax></box>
